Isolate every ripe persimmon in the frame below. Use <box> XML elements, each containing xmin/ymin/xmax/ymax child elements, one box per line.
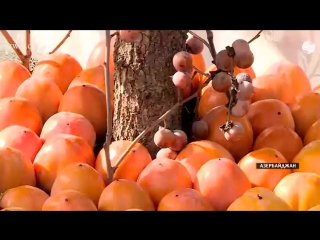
<box><xmin>68</xmin><ymin>65</ymin><xmax>107</xmax><ymax>93</ymax></box>
<box><xmin>98</xmin><ymin>179</ymin><xmax>155</xmax><ymax>211</ymax></box>
<box><xmin>253</xmin><ymin>126</ymin><xmax>303</xmax><ymax>162</ymax></box>
<box><xmin>274</xmin><ymin>172</ymin><xmax>320</xmax><ymax>210</ymax></box>
<box><xmin>51</xmin><ymin>163</ymin><xmax>105</xmax><ymax>206</ymax></box>
<box><xmin>158</xmin><ymin>188</ymin><xmax>214</xmax><ymax>211</ymax></box>
<box><xmin>227</xmin><ymin>187</ymin><xmax>291</xmax><ymax>211</ymax></box>
<box><xmin>0</xmin><ymin>97</ymin><xmax>43</xmax><ymax>135</ymax></box>
<box><xmin>198</xmin><ymin>82</ymin><xmax>228</xmax><ymax>118</ymax></box>
<box><xmin>304</xmin><ymin>119</ymin><xmax>320</xmax><ymax>145</ymax></box>
<box><xmin>32</xmin><ymin>52</ymin><xmax>82</xmax><ymax>94</ymax></box>
<box><xmin>33</xmin><ymin>134</ymin><xmax>95</xmax><ymax>193</ymax></box>
<box><xmin>15</xmin><ymin>76</ymin><xmax>63</xmax><ymax>123</ymax></box>
<box><xmin>58</xmin><ymin>83</ymin><xmax>108</xmax><ymax>136</ymax></box>
<box><xmin>259</xmin><ymin>60</ymin><xmax>311</xmax><ymax>105</ymax></box>
<box><xmin>292</xmin><ymin>140</ymin><xmax>320</xmax><ymax>175</ymax></box>
<box><xmin>0</xmin><ymin>147</ymin><xmax>36</xmax><ymax>193</ymax></box>
<box><xmin>290</xmin><ymin>92</ymin><xmax>320</xmax><ymax>139</ymax></box>
<box><xmin>0</xmin><ymin>126</ymin><xmax>43</xmax><ymax>163</ymax></box>
<box><xmin>40</xmin><ymin>112</ymin><xmax>96</xmax><ymax>149</ymax></box>
<box><xmin>247</xmin><ymin>99</ymin><xmax>295</xmax><ymax>137</ymax></box>
<box><xmin>0</xmin><ymin>61</ymin><xmax>31</xmax><ymax>99</ymax></box>
<box><xmin>176</xmin><ymin>140</ymin><xmax>234</xmax><ymax>182</ymax></box>
<box><xmin>202</xmin><ymin>106</ymin><xmax>253</xmax><ymax>161</ymax></box>
<box><xmin>0</xmin><ymin>185</ymin><xmax>49</xmax><ymax>211</ymax></box>
<box><xmin>86</xmin><ymin>37</ymin><xmax>116</xmax><ymax>71</ymax></box>
<box><xmin>42</xmin><ymin>190</ymin><xmax>97</xmax><ymax>211</ymax></box>
<box><xmin>95</xmin><ymin>140</ymin><xmax>152</xmax><ymax>184</ymax></box>
<box><xmin>137</xmin><ymin>158</ymin><xmax>192</xmax><ymax>206</ymax></box>
<box><xmin>194</xmin><ymin>158</ymin><xmax>251</xmax><ymax>211</ymax></box>
<box><xmin>238</xmin><ymin>148</ymin><xmax>291</xmax><ymax>191</ymax></box>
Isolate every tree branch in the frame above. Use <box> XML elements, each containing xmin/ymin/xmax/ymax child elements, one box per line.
<box><xmin>49</xmin><ymin>30</ymin><xmax>72</xmax><ymax>54</ymax></box>
<box><xmin>103</xmin><ymin>30</ymin><xmax>114</xmax><ymax>184</ymax></box>
<box><xmin>248</xmin><ymin>30</ymin><xmax>263</xmax><ymax>44</ymax></box>
<box><xmin>23</xmin><ymin>30</ymin><xmax>32</xmax><ymax>70</ymax></box>
<box><xmin>205</xmin><ymin>30</ymin><xmax>217</xmax><ymax>64</ymax></box>
<box><xmin>0</xmin><ymin>30</ymin><xmax>25</xmax><ymax>62</ymax></box>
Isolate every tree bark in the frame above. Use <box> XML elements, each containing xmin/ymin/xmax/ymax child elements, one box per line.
<box><xmin>113</xmin><ymin>30</ymin><xmax>188</xmax><ymax>157</ymax></box>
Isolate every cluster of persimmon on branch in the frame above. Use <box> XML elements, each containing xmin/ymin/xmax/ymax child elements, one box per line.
<box><xmin>103</xmin><ymin>30</ymin><xmax>263</xmax><ymax>183</ymax></box>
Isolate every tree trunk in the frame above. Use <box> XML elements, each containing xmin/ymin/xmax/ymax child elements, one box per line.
<box><xmin>113</xmin><ymin>30</ymin><xmax>188</xmax><ymax>157</ymax></box>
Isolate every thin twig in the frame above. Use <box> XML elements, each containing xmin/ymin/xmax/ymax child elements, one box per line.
<box><xmin>113</xmin><ymin>68</ymin><xmax>211</xmax><ymax>170</ymax></box>
<box><xmin>248</xmin><ymin>30</ymin><xmax>263</xmax><ymax>44</ymax></box>
<box><xmin>103</xmin><ymin>30</ymin><xmax>114</xmax><ymax>183</ymax></box>
<box><xmin>23</xmin><ymin>30</ymin><xmax>31</xmax><ymax>70</ymax></box>
<box><xmin>205</xmin><ymin>30</ymin><xmax>217</xmax><ymax>64</ymax></box>
<box><xmin>49</xmin><ymin>30</ymin><xmax>72</xmax><ymax>54</ymax></box>
<box><xmin>0</xmin><ymin>30</ymin><xmax>25</xmax><ymax>61</ymax></box>
<box><xmin>193</xmin><ymin>65</ymin><xmax>210</xmax><ymax>78</ymax></box>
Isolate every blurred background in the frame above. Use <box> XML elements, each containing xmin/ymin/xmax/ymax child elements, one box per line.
<box><xmin>1</xmin><ymin>30</ymin><xmax>319</xmax><ymax>87</ymax></box>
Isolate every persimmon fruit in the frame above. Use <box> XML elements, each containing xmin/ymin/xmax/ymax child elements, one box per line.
<box><xmin>186</xmin><ymin>37</ymin><xmax>204</xmax><ymax>55</ymax></box>
<box><xmin>158</xmin><ymin>188</ymin><xmax>214</xmax><ymax>211</ymax></box>
<box><xmin>212</xmin><ymin>72</ymin><xmax>232</xmax><ymax>92</ymax></box>
<box><xmin>0</xmin><ymin>126</ymin><xmax>43</xmax><ymax>163</ymax></box>
<box><xmin>172</xmin><ymin>71</ymin><xmax>191</xmax><ymax>89</ymax></box>
<box><xmin>137</xmin><ymin>158</ymin><xmax>192</xmax><ymax>206</ymax></box>
<box><xmin>153</xmin><ymin>127</ymin><xmax>175</xmax><ymax>149</ymax></box>
<box><xmin>194</xmin><ymin>158</ymin><xmax>251</xmax><ymax>211</ymax></box>
<box><xmin>173</xmin><ymin>51</ymin><xmax>193</xmax><ymax>72</ymax></box>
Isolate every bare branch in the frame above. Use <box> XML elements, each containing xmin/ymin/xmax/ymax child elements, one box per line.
<box><xmin>23</xmin><ymin>30</ymin><xmax>32</xmax><ymax>70</ymax></box>
<box><xmin>0</xmin><ymin>30</ymin><xmax>25</xmax><ymax>62</ymax></box>
<box><xmin>49</xmin><ymin>30</ymin><xmax>72</xmax><ymax>54</ymax></box>
<box><xmin>206</xmin><ymin>30</ymin><xmax>217</xmax><ymax>64</ymax></box>
<box><xmin>248</xmin><ymin>30</ymin><xmax>263</xmax><ymax>44</ymax></box>
<box><xmin>103</xmin><ymin>30</ymin><xmax>114</xmax><ymax>184</ymax></box>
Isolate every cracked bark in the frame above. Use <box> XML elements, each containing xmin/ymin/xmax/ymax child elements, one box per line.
<box><xmin>113</xmin><ymin>30</ymin><xmax>188</xmax><ymax>157</ymax></box>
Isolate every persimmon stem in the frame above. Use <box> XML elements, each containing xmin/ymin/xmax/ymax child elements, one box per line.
<box><xmin>104</xmin><ymin>30</ymin><xmax>114</xmax><ymax>184</ymax></box>
<box><xmin>193</xmin><ymin>65</ymin><xmax>210</xmax><ymax>78</ymax></box>
<box><xmin>248</xmin><ymin>30</ymin><xmax>263</xmax><ymax>44</ymax></box>
<box><xmin>49</xmin><ymin>30</ymin><xmax>72</xmax><ymax>54</ymax></box>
